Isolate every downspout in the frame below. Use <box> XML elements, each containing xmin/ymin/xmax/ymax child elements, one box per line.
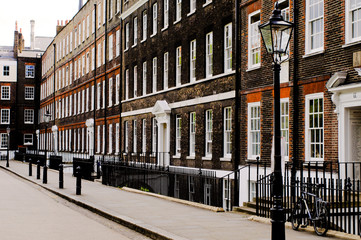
<box><xmin>104</xmin><ymin>0</ymin><xmax>108</xmax><ymax>156</ymax></box>
<box><xmin>291</xmin><ymin>0</ymin><xmax>299</xmax><ymax>203</ymax></box>
<box><xmin>119</xmin><ymin>16</ymin><xmax>123</xmax><ymax>160</ymax></box>
<box><xmin>233</xmin><ymin>0</ymin><xmax>241</xmax><ymax>207</ymax></box>
<box><xmin>93</xmin><ymin>3</ymin><xmax>97</xmax><ymax>158</ymax></box>
<box><xmin>53</xmin><ymin>43</ymin><xmax>56</xmax><ymax>125</ymax></box>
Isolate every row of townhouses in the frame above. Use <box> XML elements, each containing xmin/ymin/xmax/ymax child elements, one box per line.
<box><xmin>33</xmin><ymin>0</ymin><xmax>361</xmax><ymax>207</ymax></box>
<box><xmin>0</xmin><ymin>21</ymin><xmax>51</xmax><ymax>156</ymax></box>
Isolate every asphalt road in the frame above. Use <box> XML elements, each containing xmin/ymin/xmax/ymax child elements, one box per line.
<box><xmin>0</xmin><ymin>168</ymin><xmax>150</xmax><ymax>240</ymax></box>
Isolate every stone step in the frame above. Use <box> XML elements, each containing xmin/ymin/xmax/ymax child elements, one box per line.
<box><xmin>233</xmin><ymin>206</ymin><xmax>257</xmax><ymax>215</ymax></box>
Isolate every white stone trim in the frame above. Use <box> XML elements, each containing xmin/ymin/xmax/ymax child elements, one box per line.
<box><xmin>121</xmin><ymin>0</ymin><xmax>148</xmax><ymax>20</ymax></box>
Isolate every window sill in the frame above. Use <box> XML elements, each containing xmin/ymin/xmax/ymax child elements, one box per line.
<box><xmin>187</xmin><ymin>11</ymin><xmax>196</xmax><ymax>17</ymax></box>
<box><xmin>140</xmin><ymin>39</ymin><xmax>146</xmax><ymax>44</ymax></box>
<box><xmin>220</xmin><ymin>157</ymin><xmax>231</xmax><ymax>161</ymax></box>
<box><xmin>150</xmin><ymin>33</ymin><xmax>157</xmax><ymax>38</ymax></box>
<box><xmin>173</xmin><ymin>19</ymin><xmax>181</xmax><ymax>25</ymax></box>
<box><xmin>246</xmin><ymin>65</ymin><xmax>261</xmax><ymax>72</ymax></box>
<box><xmin>161</xmin><ymin>26</ymin><xmax>168</xmax><ymax>32</ymax></box>
<box><xmin>173</xmin><ymin>155</ymin><xmax>181</xmax><ymax>159</ymax></box>
<box><xmin>203</xmin><ymin>1</ymin><xmax>212</xmax><ymax>8</ymax></box>
<box><xmin>202</xmin><ymin>156</ymin><xmax>212</xmax><ymax>161</ymax></box>
<box><xmin>124</xmin><ymin>48</ymin><xmax>129</xmax><ymax>53</ymax></box>
<box><xmin>132</xmin><ymin>44</ymin><xmax>137</xmax><ymax>48</ymax></box>
<box><xmin>186</xmin><ymin>156</ymin><xmax>195</xmax><ymax>160</ymax></box>
<box><xmin>302</xmin><ymin>49</ymin><xmax>324</xmax><ymax>59</ymax></box>
<box><xmin>342</xmin><ymin>40</ymin><xmax>361</xmax><ymax>48</ymax></box>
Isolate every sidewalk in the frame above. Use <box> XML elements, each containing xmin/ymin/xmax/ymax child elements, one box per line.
<box><xmin>0</xmin><ymin>160</ymin><xmax>356</xmax><ymax>240</ymax></box>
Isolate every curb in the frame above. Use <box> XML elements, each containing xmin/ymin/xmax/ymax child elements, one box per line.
<box><xmin>248</xmin><ymin>216</ymin><xmax>360</xmax><ymax>240</ymax></box>
<box><xmin>0</xmin><ymin>164</ymin><xmax>189</xmax><ymax>240</ymax></box>
<box><xmin>122</xmin><ymin>187</ymin><xmax>225</xmax><ymax>212</ymax></box>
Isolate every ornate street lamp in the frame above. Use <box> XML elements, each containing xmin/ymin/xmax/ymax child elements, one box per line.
<box><xmin>6</xmin><ymin>126</ymin><xmax>10</xmax><ymax>168</ymax></box>
<box><xmin>43</xmin><ymin>110</ymin><xmax>51</xmax><ymax>184</ymax></box>
<box><xmin>258</xmin><ymin>2</ymin><xmax>294</xmax><ymax>240</ymax></box>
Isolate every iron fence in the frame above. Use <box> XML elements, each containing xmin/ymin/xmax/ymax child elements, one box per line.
<box><xmin>254</xmin><ymin>160</ymin><xmax>361</xmax><ymax>236</ymax></box>
<box><xmin>101</xmin><ymin>158</ymin><xmax>224</xmax><ymax>208</ymax></box>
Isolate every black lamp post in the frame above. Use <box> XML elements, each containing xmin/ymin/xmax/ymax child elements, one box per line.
<box><xmin>258</xmin><ymin>2</ymin><xmax>294</xmax><ymax>240</ymax></box>
<box><xmin>43</xmin><ymin>110</ymin><xmax>51</xmax><ymax>184</ymax></box>
<box><xmin>6</xmin><ymin>126</ymin><xmax>10</xmax><ymax>168</ymax></box>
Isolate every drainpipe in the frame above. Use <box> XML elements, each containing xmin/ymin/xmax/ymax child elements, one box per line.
<box><xmin>291</xmin><ymin>0</ymin><xmax>299</xmax><ymax>203</ymax></box>
<box><xmin>104</xmin><ymin>0</ymin><xmax>108</xmax><ymax>156</ymax></box>
<box><xmin>93</xmin><ymin>3</ymin><xmax>97</xmax><ymax>159</ymax></box>
<box><xmin>233</xmin><ymin>0</ymin><xmax>241</xmax><ymax>208</ymax></box>
<box><xmin>53</xmin><ymin>44</ymin><xmax>56</xmax><ymax>126</ymax></box>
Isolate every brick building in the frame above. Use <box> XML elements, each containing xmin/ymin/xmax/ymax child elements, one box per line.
<box><xmin>38</xmin><ymin>0</ymin><xmax>361</xmax><ymax>207</ymax></box>
<box><xmin>0</xmin><ymin>21</ymin><xmax>51</xmax><ymax>157</ymax></box>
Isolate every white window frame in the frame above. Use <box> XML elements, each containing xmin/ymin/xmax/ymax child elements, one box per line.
<box><xmin>164</xmin><ymin>0</ymin><xmax>169</xmax><ymax>28</ymax></box>
<box><xmin>175</xmin><ymin>115</ymin><xmax>181</xmax><ymax>156</ymax></box>
<box><xmin>1</xmin><ymin>109</ymin><xmax>10</xmax><ymax>124</ymax></box>
<box><xmin>247</xmin><ymin>102</ymin><xmax>260</xmax><ymax>160</ymax></box>
<box><xmin>281</xmin><ymin>98</ymin><xmax>290</xmax><ymax>161</ymax></box>
<box><xmin>1</xmin><ymin>133</ymin><xmax>8</xmax><ymax>149</ymax></box>
<box><xmin>190</xmin><ymin>40</ymin><xmax>196</xmax><ymax>82</ymax></box>
<box><xmin>24</xmin><ymin>86</ymin><xmax>34</xmax><ymax>100</ymax></box>
<box><xmin>3</xmin><ymin>66</ymin><xmax>9</xmax><ymax>76</ymax></box>
<box><xmin>125</xmin><ymin>69</ymin><xmax>129</xmax><ymax>100</ymax></box>
<box><xmin>109</xmin><ymin>78</ymin><xmax>113</xmax><ymax>107</ymax></box>
<box><xmin>189</xmin><ymin>112</ymin><xmax>196</xmax><ymax>157</ymax></box>
<box><xmin>24</xmin><ymin>134</ymin><xmax>33</xmax><ymax>145</ymax></box>
<box><xmin>115</xmin><ymin>74</ymin><xmax>120</xmax><ymax>104</ymax></box>
<box><xmin>115</xmin><ymin>123</ymin><xmax>120</xmax><ymax>154</ymax></box>
<box><xmin>143</xmin><ymin>11</ymin><xmax>147</xmax><ymax>41</ymax></box>
<box><xmin>190</xmin><ymin>0</ymin><xmax>196</xmax><ymax>13</ymax></box>
<box><xmin>133</xmin><ymin>120</ymin><xmax>137</xmax><ymax>153</ymax></box>
<box><xmin>206</xmin><ymin>32</ymin><xmax>213</xmax><ymax>77</ymax></box>
<box><xmin>152</xmin><ymin>118</ymin><xmax>157</xmax><ymax>154</ymax></box>
<box><xmin>142</xmin><ymin>119</ymin><xmax>146</xmax><ymax>153</ymax></box>
<box><xmin>223</xmin><ymin>107</ymin><xmax>232</xmax><ymax>159</ymax></box>
<box><xmin>152</xmin><ymin>3</ymin><xmax>158</xmax><ymax>36</ymax></box>
<box><xmin>164</xmin><ymin>52</ymin><xmax>169</xmax><ymax>90</ymax></box>
<box><xmin>109</xmin><ymin>124</ymin><xmax>113</xmax><ymax>154</ymax></box>
<box><xmin>134</xmin><ymin>66</ymin><xmax>138</xmax><ymax>97</ymax></box>
<box><xmin>24</xmin><ymin>109</ymin><xmax>34</xmax><ymax>124</ymax></box>
<box><xmin>205</xmin><ymin>109</ymin><xmax>213</xmax><ymax>157</ymax></box>
<box><xmin>25</xmin><ymin>65</ymin><xmax>35</xmax><ymax>78</ymax></box>
<box><xmin>176</xmin><ymin>46</ymin><xmax>182</xmax><ymax>86</ymax></box>
<box><xmin>116</xmin><ymin>30</ymin><xmax>120</xmax><ymax>56</ymax></box>
<box><xmin>125</xmin><ymin>22</ymin><xmax>130</xmax><ymax>50</ymax></box>
<box><xmin>176</xmin><ymin>0</ymin><xmax>182</xmax><ymax>22</ymax></box>
<box><xmin>224</xmin><ymin>23</ymin><xmax>232</xmax><ymax>73</ymax></box>
<box><xmin>248</xmin><ymin>10</ymin><xmax>261</xmax><ymax>69</ymax></box>
<box><xmin>1</xmin><ymin>86</ymin><xmax>10</xmax><ymax>100</ymax></box>
<box><xmin>124</xmin><ymin>121</ymin><xmax>129</xmax><ymax>153</ymax></box>
<box><xmin>346</xmin><ymin>0</ymin><xmax>361</xmax><ymax>44</ymax></box>
<box><xmin>305</xmin><ymin>93</ymin><xmax>324</xmax><ymax>162</ymax></box>
<box><xmin>133</xmin><ymin>17</ymin><xmax>138</xmax><ymax>46</ymax></box>
<box><xmin>143</xmin><ymin>62</ymin><xmax>147</xmax><ymax>95</ymax></box>
<box><xmin>305</xmin><ymin>0</ymin><xmax>324</xmax><ymax>54</ymax></box>
<box><xmin>152</xmin><ymin>57</ymin><xmax>157</xmax><ymax>92</ymax></box>
<box><xmin>109</xmin><ymin>34</ymin><xmax>113</xmax><ymax>61</ymax></box>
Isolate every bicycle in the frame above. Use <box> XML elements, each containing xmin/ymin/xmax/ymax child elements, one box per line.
<box><xmin>291</xmin><ymin>182</ymin><xmax>329</xmax><ymax>236</ymax></box>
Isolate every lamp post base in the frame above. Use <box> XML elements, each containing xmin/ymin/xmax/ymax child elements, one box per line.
<box><xmin>271</xmin><ymin>205</ymin><xmax>285</xmax><ymax>240</ymax></box>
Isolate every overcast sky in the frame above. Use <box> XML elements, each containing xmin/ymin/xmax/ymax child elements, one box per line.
<box><xmin>0</xmin><ymin>0</ymin><xmax>82</xmax><ymax>47</ymax></box>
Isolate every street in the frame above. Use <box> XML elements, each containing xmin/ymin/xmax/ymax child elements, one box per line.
<box><xmin>0</xmin><ymin>168</ymin><xmax>149</xmax><ymax>240</ymax></box>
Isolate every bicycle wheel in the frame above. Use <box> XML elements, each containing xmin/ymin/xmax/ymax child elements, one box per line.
<box><xmin>291</xmin><ymin>201</ymin><xmax>302</xmax><ymax>230</ymax></box>
<box><xmin>313</xmin><ymin>205</ymin><xmax>329</xmax><ymax>236</ymax></box>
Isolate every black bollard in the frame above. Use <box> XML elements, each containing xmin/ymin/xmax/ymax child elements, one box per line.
<box><xmin>97</xmin><ymin>160</ymin><xmax>100</xmax><ymax>179</ymax></box>
<box><xmin>43</xmin><ymin>161</ymin><xmax>48</xmax><ymax>184</ymax></box>
<box><xmin>29</xmin><ymin>158</ymin><xmax>32</xmax><ymax>176</ymax></box>
<box><xmin>76</xmin><ymin>166</ymin><xmax>81</xmax><ymax>195</ymax></box>
<box><xmin>59</xmin><ymin>164</ymin><xmax>64</xmax><ymax>189</ymax></box>
<box><xmin>36</xmin><ymin>160</ymin><xmax>41</xmax><ymax>179</ymax></box>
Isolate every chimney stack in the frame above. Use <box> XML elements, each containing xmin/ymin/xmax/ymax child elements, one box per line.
<box><xmin>79</xmin><ymin>0</ymin><xmax>83</xmax><ymax>11</ymax></box>
<box><xmin>15</xmin><ymin>21</ymin><xmax>18</xmax><ymax>31</ymax></box>
<box><xmin>30</xmin><ymin>20</ymin><xmax>35</xmax><ymax>50</ymax></box>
